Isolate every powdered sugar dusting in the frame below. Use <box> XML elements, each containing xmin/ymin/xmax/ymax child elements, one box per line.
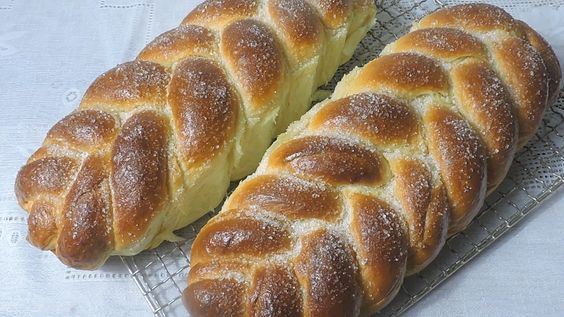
<box><xmin>295</xmin><ymin>230</ymin><xmax>361</xmax><ymax>314</ymax></box>
<box><xmin>88</xmin><ymin>61</ymin><xmax>169</xmax><ymax>103</ymax></box>
<box><xmin>509</xmin><ymin>40</ymin><xmax>548</xmax><ymax>119</ymax></box>
<box><xmin>270</xmin><ymin>0</ymin><xmax>321</xmax><ymax>50</ymax></box>
<box><xmin>315</xmin><ymin>92</ymin><xmax>419</xmax><ymax>146</ymax></box>
<box><xmin>421</xmin><ymin>3</ymin><xmax>515</xmax><ymax>32</ymax></box>
<box><xmin>354</xmin><ymin>197</ymin><xmax>407</xmax><ymax>265</ymax></box>
<box><xmin>18</xmin><ymin>157</ymin><xmax>77</xmax><ymax>197</ymax></box>
<box><xmin>203</xmin><ymin>216</ymin><xmax>289</xmax><ymax>256</ymax></box>
<box><xmin>432</xmin><ymin>110</ymin><xmax>485</xmax><ymax>196</ymax></box>
<box><xmin>308</xmin><ymin>0</ymin><xmax>349</xmax><ymax>27</ymax></box>
<box><xmin>454</xmin><ymin>62</ymin><xmax>515</xmax><ymax>155</ymax></box>
<box><xmin>370</xmin><ymin>53</ymin><xmax>448</xmax><ymax>93</ymax></box>
<box><xmin>445</xmin><ymin>117</ymin><xmax>481</xmax><ymax>163</ymax></box>
<box><xmin>49</xmin><ymin>110</ymin><xmax>117</xmax><ymax>147</ymax></box>
<box><xmin>142</xmin><ymin>25</ymin><xmax>215</xmax><ymax>60</ymax></box>
<box><xmin>233</xmin><ymin>174</ymin><xmax>341</xmax><ymax>221</ymax></box>
<box><xmin>111</xmin><ymin>111</ymin><xmax>168</xmax><ymax>240</ymax></box>
<box><xmin>401</xmin><ymin>165</ymin><xmax>432</xmax><ymax>218</ymax></box>
<box><xmin>187</xmin><ymin>0</ymin><xmax>258</xmax><ymax>24</ymax></box>
<box><xmin>169</xmin><ymin>58</ymin><xmax>237</xmax><ymax>165</ymax></box>
<box><xmin>223</xmin><ymin>20</ymin><xmax>282</xmax><ymax>101</ymax></box>
<box><xmin>414</xmin><ymin>28</ymin><xmax>483</xmax><ymax>57</ymax></box>
<box><xmin>349</xmin><ymin>93</ymin><xmax>405</xmax><ymax>121</ymax></box>
<box><xmin>276</xmin><ymin>135</ymin><xmax>387</xmax><ymax>186</ymax></box>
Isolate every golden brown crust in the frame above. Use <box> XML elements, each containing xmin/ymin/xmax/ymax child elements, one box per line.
<box><xmin>416</xmin><ymin>3</ymin><xmax>556</xmax><ymax>148</ymax></box>
<box><xmin>111</xmin><ymin>111</ymin><xmax>169</xmax><ymax>248</ymax></box>
<box><xmin>138</xmin><ymin>25</ymin><xmax>216</xmax><ymax>66</ymax></box>
<box><xmin>352</xmin><ymin>53</ymin><xmax>449</xmax><ymax>97</ymax></box>
<box><xmin>349</xmin><ymin>194</ymin><xmax>408</xmax><ymax>312</ymax></box>
<box><xmin>182</xmin><ymin>0</ymin><xmax>259</xmax><ymax>29</ymax></box>
<box><xmin>15</xmin><ymin>157</ymin><xmax>77</xmax><ymax>207</ymax></box>
<box><xmin>451</xmin><ymin>60</ymin><xmax>518</xmax><ymax>191</ymax></box>
<box><xmin>57</xmin><ymin>156</ymin><xmax>113</xmax><ymax>269</ymax></box>
<box><xmin>424</xmin><ymin>106</ymin><xmax>487</xmax><ymax>232</ymax></box>
<box><xmin>268</xmin><ymin>0</ymin><xmax>324</xmax><ymax>61</ymax></box>
<box><xmin>248</xmin><ymin>266</ymin><xmax>303</xmax><ymax>317</ymax></box>
<box><xmin>390</xmin><ymin>159</ymin><xmax>449</xmax><ymax>272</ymax></box>
<box><xmin>221</xmin><ymin>19</ymin><xmax>285</xmax><ymax>109</ymax></box>
<box><xmin>184</xmin><ymin>279</ymin><xmax>246</xmax><ymax>317</ymax></box>
<box><xmin>493</xmin><ymin>37</ymin><xmax>549</xmax><ymax>146</ymax></box>
<box><xmin>269</xmin><ymin>136</ymin><xmax>389</xmax><ymax>186</ymax></box>
<box><xmin>306</xmin><ymin>0</ymin><xmax>352</xmax><ymax>28</ymax></box>
<box><xmin>188</xmin><ymin>260</ymin><xmax>252</xmax><ymax>284</ymax></box>
<box><xmin>294</xmin><ymin>230</ymin><xmax>361</xmax><ymax>317</ymax></box>
<box><xmin>191</xmin><ymin>215</ymin><xmax>291</xmax><ymax>263</ymax></box>
<box><xmin>80</xmin><ymin>61</ymin><xmax>170</xmax><ymax>110</ymax></box>
<box><xmin>389</xmin><ymin>28</ymin><xmax>487</xmax><ymax>61</ymax></box>
<box><xmin>311</xmin><ymin>93</ymin><xmax>419</xmax><ymax>147</ymax></box>
<box><xmin>516</xmin><ymin>20</ymin><xmax>562</xmax><ymax>105</ymax></box>
<box><xmin>27</xmin><ymin>202</ymin><xmax>58</xmax><ymax>250</ymax></box>
<box><xmin>227</xmin><ymin>175</ymin><xmax>342</xmax><ymax>221</ymax></box>
<box><xmin>418</xmin><ymin>3</ymin><xmax>517</xmax><ymax>33</ymax></box>
<box><xmin>168</xmin><ymin>58</ymin><xmax>239</xmax><ymax>167</ymax></box>
<box><xmin>47</xmin><ymin>110</ymin><xmax>117</xmax><ymax>150</ymax></box>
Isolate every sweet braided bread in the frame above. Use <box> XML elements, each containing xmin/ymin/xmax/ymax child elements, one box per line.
<box><xmin>14</xmin><ymin>0</ymin><xmax>377</xmax><ymax>269</ymax></box>
<box><xmin>184</xmin><ymin>4</ymin><xmax>561</xmax><ymax>316</ymax></box>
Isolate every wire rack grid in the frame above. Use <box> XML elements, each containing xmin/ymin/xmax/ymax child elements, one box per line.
<box><xmin>121</xmin><ymin>1</ymin><xmax>564</xmax><ymax>316</ymax></box>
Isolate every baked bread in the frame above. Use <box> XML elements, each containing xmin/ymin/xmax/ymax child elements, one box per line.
<box><xmin>14</xmin><ymin>0</ymin><xmax>377</xmax><ymax>269</ymax></box>
<box><xmin>184</xmin><ymin>3</ymin><xmax>561</xmax><ymax>316</ymax></box>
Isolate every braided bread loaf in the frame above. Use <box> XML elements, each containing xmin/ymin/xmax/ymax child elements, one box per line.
<box><xmin>14</xmin><ymin>0</ymin><xmax>377</xmax><ymax>269</ymax></box>
<box><xmin>184</xmin><ymin>3</ymin><xmax>561</xmax><ymax>316</ymax></box>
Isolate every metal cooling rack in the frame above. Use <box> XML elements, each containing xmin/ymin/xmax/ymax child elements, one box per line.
<box><xmin>121</xmin><ymin>1</ymin><xmax>564</xmax><ymax>316</ymax></box>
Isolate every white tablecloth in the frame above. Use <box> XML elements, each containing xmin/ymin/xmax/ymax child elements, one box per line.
<box><xmin>0</xmin><ymin>1</ymin><xmax>563</xmax><ymax>316</ymax></box>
